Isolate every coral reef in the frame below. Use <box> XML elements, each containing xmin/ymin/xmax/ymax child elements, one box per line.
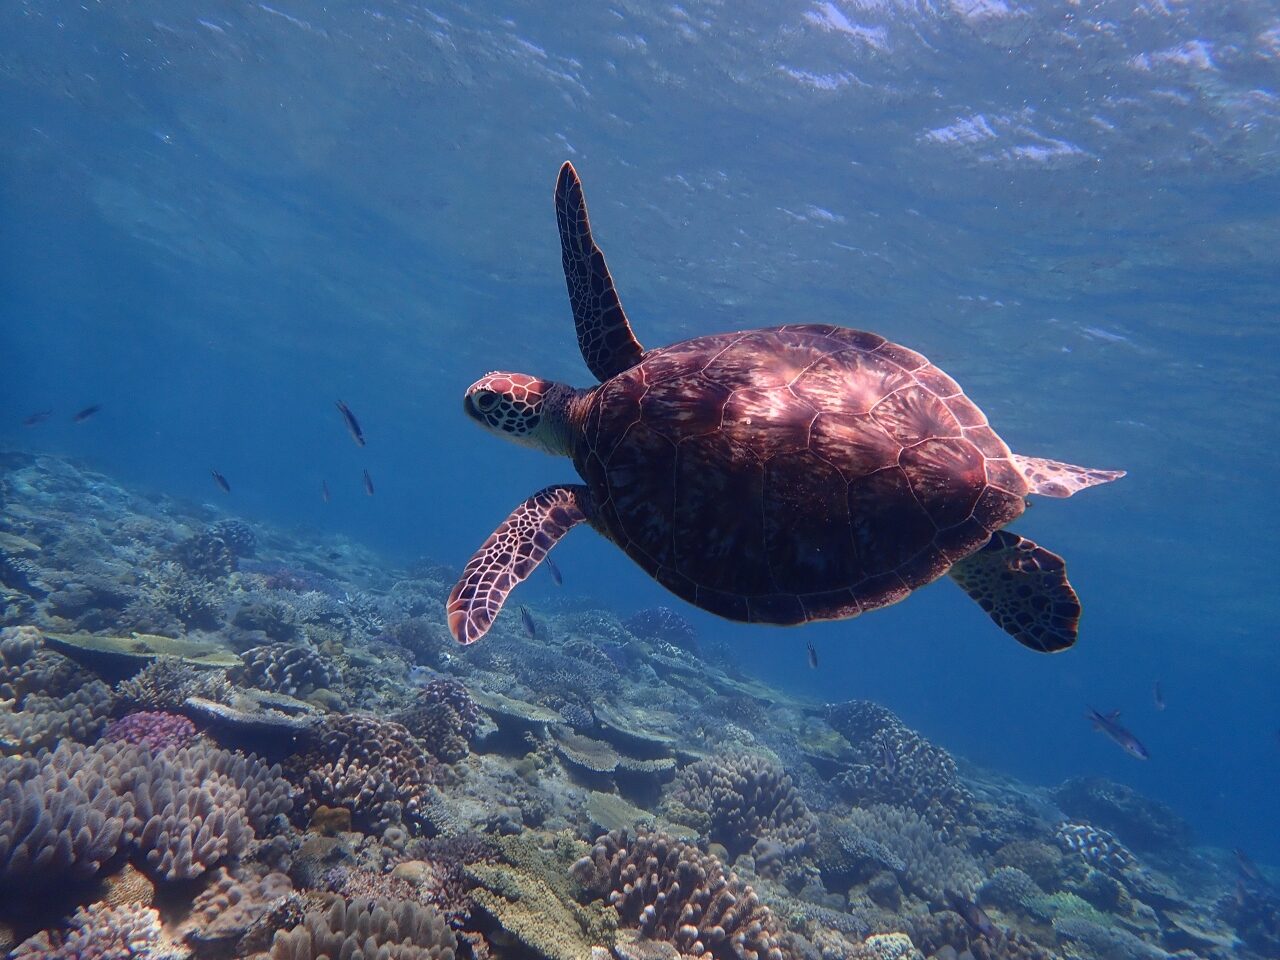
<box><xmin>573</xmin><ymin>828</ymin><xmax>791</xmax><ymax>960</ymax></box>
<box><xmin>1055</xmin><ymin>821</ymin><xmax>1137</xmax><ymax>874</ymax></box>
<box><xmin>0</xmin><ymin>739</ymin><xmax>291</xmax><ymax>887</ymax></box>
<box><xmin>0</xmin><ymin>625</ymin><xmax>114</xmax><ymax>752</ymax></box>
<box><xmin>268</xmin><ymin>895</ymin><xmax>456</xmax><ymax>960</ymax></box>
<box><xmin>232</xmin><ymin>643</ymin><xmax>336</xmax><ymax>698</ymax></box>
<box><xmin>669</xmin><ymin>752</ymin><xmax>817</xmax><ymax>859</ymax></box>
<box><xmin>11</xmin><ymin>902</ymin><xmax>188</xmax><ymax>959</ymax></box>
<box><xmin>843</xmin><ymin>804</ymin><xmax>984</xmax><ymax>905</ymax></box>
<box><xmin>289</xmin><ymin>714</ymin><xmax>438</xmax><ymax>832</ymax></box>
<box><xmin>826</xmin><ymin>701</ymin><xmax>974</xmax><ymax>835</ymax></box>
<box><xmin>103</xmin><ymin>710</ymin><xmax>197</xmax><ymax>750</ymax></box>
<box><xmin>394</xmin><ymin>678</ymin><xmax>480</xmax><ymax>763</ymax></box>
<box><xmin>1053</xmin><ymin>778</ymin><xmax>1192</xmax><ymax>855</ymax></box>
<box><xmin>624</xmin><ymin>607</ymin><xmax>699</xmax><ymax>654</ymax></box>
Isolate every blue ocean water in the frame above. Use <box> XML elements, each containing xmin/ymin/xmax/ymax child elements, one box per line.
<box><xmin>1</xmin><ymin>0</ymin><xmax>1277</xmax><ymax>875</ymax></box>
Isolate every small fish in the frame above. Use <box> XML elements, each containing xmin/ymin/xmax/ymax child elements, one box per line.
<box><xmin>1153</xmin><ymin>680</ymin><xmax>1165</xmax><ymax>712</ymax></box>
<box><xmin>806</xmin><ymin>640</ymin><xmax>818</xmax><ymax>669</ymax></box>
<box><xmin>72</xmin><ymin>404</ymin><xmax>101</xmax><ymax>422</ymax></box>
<box><xmin>22</xmin><ymin>410</ymin><xmax>52</xmax><ymax>426</ymax></box>
<box><xmin>408</xmin><ymin>665</ymin><xmax>433</xmax><ymax>686</ymax></box>
<box><xmin>546</xmin><ymin>556</ymin><xmax>563</xmax><ymax>587</ymax></box>
<box><xmin>1234</xmin><ymin>848</ymin><xmax>1263</xmax><ymax>884</ymax></box>
<box><xmin>948</xmin><ymin>891</ymin><xmax>999</xmax><ymax>940</ymax></box>
<box><xmin>362</xmin><ymin>469</ymin><xmax>374</xmax><ymax>496</ymax></box>
<box><xmin>210</xmin><ymin>469</ymin><xmax>231</xmax><ymax>493</ymax></box>
<box><xmin>1087</xmin><ymin>707</ymin><xmax>1150</xmax><ymax>760</ymax></box>
<box><xmin>335</xmin><ymin>400</ymin><xmax>366</xmax><ymax>446</ymax></box>
<box><xmin>519</xmin><ymin>605</ymin><xmax>537</xmax><ymax>639</ymax></box>
<box><xmin>880</xmin><ymin>739</ymin><xmax>897</xmax><ymax>776</ymax></box>
<box><xmin>321</xmin><ymin>479</ymin><xmax>331</xmax><ymax>503</ymax></box>
<box><xmin>327</xmin><ymin>551</ymin><xmax>342</xmax><ymax>560</ymax></box>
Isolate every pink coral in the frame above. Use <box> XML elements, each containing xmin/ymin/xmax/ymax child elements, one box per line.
<box><xmin>103</xmin><ymin>710</ymin><xmax>197</xmax><ymax>750</ymax></box>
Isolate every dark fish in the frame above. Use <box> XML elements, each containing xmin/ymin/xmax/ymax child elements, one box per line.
<box><xmin>1234</xmin><ymin>848</ymin><xmax>1263</xmax><ymax>884</ymax></box>
<box><xmin>72</xmin><ymin>404</ymin><xmax>101</xmax><ymax>422</ymax></box>
<box><xmin>806</xmin><ymin>640</ymin><xmax>818</xmax><ymax>669</ymax></box>
<box><xmin>519</xmin><ymin>605</ymin><xmax>537</xmax><ymax>639</ymax></box>
<box><xmin>948</xmin><ymin>891</ymin><xmax>998</xmax><ymax>940</ymax></box>
<box><xmin>362</xmin><ymin>469</ymin><xmax>374</xmax><ymax>496</ymax></box>
<box><xmin>210</xmin><ymin>470</ymin><xmax>231</xmax><ymax>494</ymax></box>
<box><xmin>327</xmin><ymin>551</ymin><xmax>342</xmax><ymax>560</ymax></box>
<box><xmin>546</xmin><ymin>556</ymin><xmax>563</xmax><ymax>587</ymax></box>
<box><xmin>1153</xmin><ymin>680</ymin><xmax>1165</xmax><ymax>712</ymax></box>
<box><xmin>335</xmin><ymin>400</ymin><xmax>366</xmax><ymax>446</ymax></box>
<box><xmin>321</xmin><ymin>479</ymin><xmax>331</xmax><ymax>503</ymax></box>
<box><xmin>1087</xmin><ymin>707</ymin><xmax>1149</xmax><ymax>760</ymax></box>
<box><xmin>22</xmin><ymin>410</ymin><xmax>52</xmax><ymax>426</ymax></box>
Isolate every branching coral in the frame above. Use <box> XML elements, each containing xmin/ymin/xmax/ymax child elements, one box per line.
<box><xmin>572</xmin><ymin>829</ymin><xmax>792</xmax><ymax>960</ymax></box>
<box><xmin>232</xmin><ymin>643</ymin><xmax>336</xmax><ymax>697</ymax></box>
<box><xmin>115</xmin><ymin>657</ymin><xmax>230</xmax><ymax>712</ymax></box>
<box><xmin>826</xmin><ymin>700</ymin><xmax>974</xmax><ymax>834</ymax></box>
<box><xmin>669</xmin><ymin>753</ymin><xmax>817</xmax><ymax>859</ymax></box>
<box><xmin>0</xmin><ymin>740</ymin><xmax>292</xmax><ymax>887</ymax></box>
<box><xmin>103</xmin><ymin>710</ymin><xmax>197</xmax><ymax>751</ymax></box>
<box><xmin>0</xmin><ymin>627</ymin><xmax>114</xmax><ymax>753</ymax></box>
<box><xmin>269</xmin><ymin>895</ymin><xmax>456</xmax><ymax>960</ymax></box>
<box><xmin>289</xmin><ymin>714</ymin><xmax>438</xmax><ymax>832</ymax></box>
<box><xmin>394</xmin><ymin>678</ymin><xmax>480</xmax><ymax>764</ymax></box>
<box><xmin>11</xmin><ymin>901</ymin><xmax>189</xmax><ymax>959</ymax></box>
<box><xmin>842</xmin><ymin>804</ymin><xmax>984</xmax><ymax>906</ymax></box>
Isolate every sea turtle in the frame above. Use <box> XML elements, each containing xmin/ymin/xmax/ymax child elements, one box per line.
<box><xmin>446</xmin><ymin>163</ymin><xmax>1123</xmax><ymax>649</ymax></box>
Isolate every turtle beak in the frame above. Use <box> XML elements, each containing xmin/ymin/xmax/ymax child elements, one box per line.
<box><xmin>462</xmin><ymin>393</ymin><xmax>480</xmax><ymax>422</ymax></box>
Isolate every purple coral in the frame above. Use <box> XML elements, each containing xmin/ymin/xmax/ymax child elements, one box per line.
<box><xmin>104</xmin><ymin>711</ymin><xmax>197</xmax><ymax>751</ymax></box>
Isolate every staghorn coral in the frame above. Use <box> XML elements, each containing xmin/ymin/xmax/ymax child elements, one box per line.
<box><xmin>394</xmin><ymin>679</ymin><xmax>480</xmax><ymax>764</ymax></box>
<box><xmin>826</xmin><ymin>701</ymin><xmax>974</xmax><ymax>835</ymax></box>
<box><xmin>289</xmin><ymin>714</ymin><xmax>438</xmax><ymax>832</ymax></box>
<box><xmin>232</xmin><ymin>643</ymin><xmax>336</xmax><ymax>697</ymax></box>
<box><xmin>670</xmin><ymin>753</ymin><xmax>817</xmax><ymax>859</ymax></box>
<box><xmin>11</xmin><ymin>901</ymin><xmax>189</xmax><ymax>959</ymax></box>
<box><xmin>103</xmin><ymin>710</ymin><xmax>197</xmax><ymax>751</ymax></box>
<box><xmin>843</xmin><ymin>804</ymin><xmax>984</xmax><ymax>906</ymax></box>
<box><xmin>134</xmin><ymin>561</ymin><xmax>226</xmax><ymax>629</ymax></box>
<box><xmin>572</xmin><ymin>828</ymin><xmax>793</xmax><ymax>960</ymax></box>
<box><xmin>269</xmin><ymin>895</ymin><xmax>456</xmax><ymax>960</ymax></box>
<box><xmin>0</xmin><ymin>740</ymin><xmax>292</xmax><ymax>888</ymax></box>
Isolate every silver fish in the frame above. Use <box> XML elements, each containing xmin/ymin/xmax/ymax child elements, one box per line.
<box><xmin>1087</xmin><ymin>707</ymin><xmax>1149</xmax><ymax>760</ymax></box>
<box><xmin>210</xmin><ymin>469</ymin><xmax>231</xmax><ymax>494</ymax></box>
<box><xmin>1153</xmin><ymin>680</ymin><xmax>1165</xmax><ymax>711</ymax></box>
<box><xmin>362</xmin><ymin>468</ymin><xmax>375</xmax><ymax>496</ymax></box>
<box><xmin>519</xmin><ymin>605</ymin><xmax>537</xmax><ymax>639</ymax></box>
<box><xmin>546</xmin><ymin>556</ymin><xmax>563</xmax><ymax>586</ymax></box>
<box><xmin>806</xmin><ymin>641</ymin><xmax>818</xmax><ymax>669</ymax></box>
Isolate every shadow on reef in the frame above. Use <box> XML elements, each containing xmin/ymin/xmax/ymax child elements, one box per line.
<box><xmin>0</xmin><ymin>449</ymin><xmax>1275</xmax><ymax>960</ymax></box>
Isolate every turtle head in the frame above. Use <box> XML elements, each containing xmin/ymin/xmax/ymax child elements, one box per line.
<box><xmin>463</xmin><ymin>372</ymin><xmax>582</xmax><ymax>456</ymax></box>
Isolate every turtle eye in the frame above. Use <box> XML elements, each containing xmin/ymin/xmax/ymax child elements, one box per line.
<box><xmin>475</xmin><ymin>392</ymin><xmax>499</xmax><ymax>412</ymax></box>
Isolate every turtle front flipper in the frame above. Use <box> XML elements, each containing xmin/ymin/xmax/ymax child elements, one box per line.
<box><xmin>1012</xmin><ymin>454</ymin><xmax>1125</xmax><ymax>498</ymax></box>
<box><xmin>555</xmin><ymin>161</ymin><xmax>645</xmax><ymax>381</ymax></box>
<box><xmin>446</xmin><ymin>484</ymin><xmax>590</xmax><ymax>645</ymax></box>
<box><xmin>948</xmin><ymin>530</ymin><xmax>1081</xmax><ymax>653</ymax></box>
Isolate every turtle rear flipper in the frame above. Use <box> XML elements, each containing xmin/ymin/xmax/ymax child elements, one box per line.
<box><xmin>555</xmin><ymin>161</ymin><xmax>645</xmax><ymax>381</ymax></box>
<box><xmin>1013</xmin><ymin>454</ymin><xmax>1125</xmax><ymax>498</ymax></box>
<box><xmin>446</xmin><ymin>484</ymin><xmax>590</xmax><ymax>645</ymax></box>
<box><xmin>949</xmin><ymin>530</ymin><xmax>1081</xmax><ymax>652</ymax></box>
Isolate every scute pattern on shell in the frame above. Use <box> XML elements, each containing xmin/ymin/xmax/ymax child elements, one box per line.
<box><xmin>574</xmin><ymin>324</ymin><xmax>1026</xmax><ymax>622</ymax></box>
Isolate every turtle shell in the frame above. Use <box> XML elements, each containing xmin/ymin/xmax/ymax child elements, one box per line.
<box><xmin>573</xmin><ymin>323</ymin><xmax>1028</xmax><ymax>625</ymax></box>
